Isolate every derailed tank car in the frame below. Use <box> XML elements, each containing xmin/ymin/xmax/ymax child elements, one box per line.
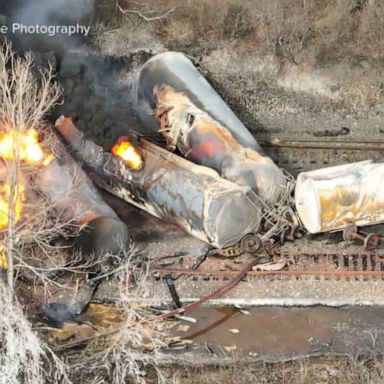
<box><xmin>37</xmin><ymin>142</ymin><xmax>132</xmax><ymax>256</ymax></box>
<box><xmin>134</xmin><ymin>51</ymin><xmax>287</xmax><ymax>206</ymax></box>
<box><xmin>295</xmin><ymin>159</ymin><xmax>384</xmax><ymax>234</ymax></box>
<box><xmin>55</xmin><ymin>116</ymin><xmax>263</xmax><ymax>250</ymax></box>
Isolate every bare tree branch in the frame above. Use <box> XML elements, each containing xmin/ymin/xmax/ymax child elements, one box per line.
<box><xmin>0</xmin><ymin>41</ymin><xmax>62</xmax><ymax>292</ymax></box>
<box><xmin>116</xmin><ymin>1</ymin><xmax>175</xmax><ymax>22</ymax></box>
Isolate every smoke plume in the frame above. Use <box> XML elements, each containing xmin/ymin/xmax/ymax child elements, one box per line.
<box><xmin>6</xmin><ymin>0</ymin><xmax>95</xmax><ymax>52</ymax></box>
<box><xmin>0</xmin><ymin>0</ymin><xmax>154</xmax><ymax>148</ymax></box>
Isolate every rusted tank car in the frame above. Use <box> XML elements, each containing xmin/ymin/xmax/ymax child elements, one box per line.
<box><xmin>37</xmin><ymin>143</ymin><xmax>132</xmax><ymax>256</ymax></box>
<box><xmin>55</xmin><ymin>116</ymin><xmax>263</xmax><ymax>249</ymax></box>
<box><xmin>295</xmin><ymin>159</ymin><xmax>384</xmax><ymax>234</ymax></box>
<box><xmin>134</xmin><ymin>51</ymin><xmax>287</xmax><ymax>206</ymax></box>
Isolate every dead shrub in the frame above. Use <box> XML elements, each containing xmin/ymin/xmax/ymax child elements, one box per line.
<box><xmin>114</xmin><ymin>0</ymin><xmax>384</xmax><ymax>65</ymax></box>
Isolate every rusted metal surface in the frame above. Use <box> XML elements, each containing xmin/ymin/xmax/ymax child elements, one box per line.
<box><xmin>37</xmin><ymin>140</ymin><xmax>132</xmax><ymax>256</ymax></box>
<box><xmin>260</xmin><ymin>139</ymin><xmax>384</xmax><ymax>151</ymax></box>
<box><xmin>152</xmin><ymin>252</ymin><xmax>384</xmax><ymax>280</ymax></box>
<box><xmin>150</xmin><ymin>234</ymin><xmax>384</xmax><ymax>280</ymax></box>
<box><xmin>343</xmin><ymin>224</ymin><xmax>382</xmax><ymax>250</ymax></box>
<box><xmin>153</xmin><ymin>267</ymin><xmax>384</xmax><ymax>278</ymax></box>
<box><xmin>135</xmin><ymin>52</ymin><xmax>287</xmax><ymax>206</ymax></box>
<box><xmin>149</xmin><ymin>258</ymin><xmax>259</xmax><ymax>322</ymax></box>
<box><xmin>55</xmin><ymin>116</ymin><xmax>263</xmax><ymax>249</ymax></box>
<box><xmin>135</xmin><ymin>52</ymin><xmax>259</xmax><ymax>149</ymax></box>
<box><xmin>363</xmin><ymin>234</ymin><xmax>381</xmax><ymax>250</ymax></box>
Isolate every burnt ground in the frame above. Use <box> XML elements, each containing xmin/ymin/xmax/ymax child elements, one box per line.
<box><xmin>81</xmin><ymin>1</ymin><xmax>384</xmax><ymax>147</ymax></box>
<box><xmin>84</xmin><ymin>3</ymin><xmax>384</xmax><ymax>381</ymax></box>
<box><xmin>69</xmin><ymin>0</ymin><xmax>384</xmax><ymax>307</ymax></box>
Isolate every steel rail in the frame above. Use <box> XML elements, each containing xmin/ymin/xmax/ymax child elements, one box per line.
<box><xmin>152</xmin><ymin>267</ymin><xmax>384</xmax><ymax>278</ymax></box>
<box><xmin>259</xmin><ymin>139</ymin><xmax>384</xmax><ymax>151</ymax></box>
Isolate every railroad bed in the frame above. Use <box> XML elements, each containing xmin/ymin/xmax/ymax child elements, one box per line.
<box><xmin>261</xmin><ymin>139</ymin><xmax>384</xmax><ymax>176</ymax></box>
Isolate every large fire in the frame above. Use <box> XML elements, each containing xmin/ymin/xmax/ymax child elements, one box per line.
<box><xmin>0</xmin><ymin>129</ymin><xmax>44</xmax><ymax>164</ymax></box>
<box><xmin>112</xmin><ymin>137</ymin><xmax>143</xmax><ymax>170</ymax></box>
<box><xmin>0</xmin><ymin>126</ymin><xmax>50</xmax><ymax>232</ymax></box>
<box><xmin>0</xmin><ymin>181</ymin><xmax>25</xmax><ymax>229</ymax></box>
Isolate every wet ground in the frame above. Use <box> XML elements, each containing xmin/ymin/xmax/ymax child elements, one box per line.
<box><xmin>56</xmin><ymin>303</ymin><xmax>384</xmax><ymax>363</ymax></box>
<box><xmin>174</xmin><ymin>306</ymin><xmax>384</xmax><ymax>362</ymax></box>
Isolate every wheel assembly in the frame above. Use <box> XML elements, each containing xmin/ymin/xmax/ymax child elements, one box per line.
<box><xmin>240</xmin><ymin>233</ymin><xmax>262</xmax><ymax>254</ymax></box>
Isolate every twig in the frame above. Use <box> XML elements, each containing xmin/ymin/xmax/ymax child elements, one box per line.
<box><xmin>116</xmin><ymin>2</ymin><xmax>175</xmax><ymax>22</ymax></box>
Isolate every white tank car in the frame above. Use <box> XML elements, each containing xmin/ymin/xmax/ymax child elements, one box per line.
<box><xmin>295</xmin><ymin>159</ymin><xmax>384</xmax><ymax>233</ymax></box>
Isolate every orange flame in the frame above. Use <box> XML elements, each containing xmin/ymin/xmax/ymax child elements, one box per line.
<box><xmin>0</xmin><ymin>127</ymin><xmax>50</xmax><ymax>230</ymax></box>
<box><xmin>0</xmin><ymin>244</ymin><xmax>8</xmax><ymax>270</ymax></box>
<box><xmin>0</xmin><ymin>181</ymin><xmax>25</xmax><ymax>230</ymax></box>
<box><xmin>0</xmin><ymin>129</ymin><xmax>44</xmax><ymax>164</ymax></box>
<box><xmin>112</xmin><ymin>137</ymin><xmax>143</xmax><ymax>170</ymax></box>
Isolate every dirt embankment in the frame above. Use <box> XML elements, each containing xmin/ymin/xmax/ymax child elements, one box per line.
<box><xmin>8</xmin><ymin>0</ymin><xmax>381</xmax><ymax>151</ymax></box>
<box><xmin>88</xmin><ymin>0</ymin><xmax>384</xmax><ymax>146</ymax></box>
<box><xmin>2</xmin><ymin>1</ymin><xmax>384</xmax><ymax>148</ymax></box>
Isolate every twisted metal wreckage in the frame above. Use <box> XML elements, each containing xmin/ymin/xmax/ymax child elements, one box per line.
<box><xmin>7</xmin><ymin>52</ymin><xmax>384</xmax><ymax>316</ymax></box>
<box><xmin>54</xmin><ymin>52</ymin><xmax>384</xmax><ymax>261</ymax></box>
<box><xmin>134</xmin><ymin>52</ymin><xmax>384</xmax><ymax>251</ymax></box>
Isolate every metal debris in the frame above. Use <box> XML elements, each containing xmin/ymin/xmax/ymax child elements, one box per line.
<box><xmin>252</xmin><ymin>260</ymin><xmax>288</xmax><ymax>272</ymax></box>
<box><xmin>343</xmin><ymin>224</ymin><xmax>381</xmax><ymax>251</ymax></box>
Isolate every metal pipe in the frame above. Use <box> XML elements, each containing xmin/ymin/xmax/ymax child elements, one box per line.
<box><xmin>134</xmin><ymin>52</ymin><xmax>287</xmax><ymax>206</ymax></box>
<box><xmin>55</xmin><ymin>116</ymin><xmax>263</xmax><ymax>249</ymax></box>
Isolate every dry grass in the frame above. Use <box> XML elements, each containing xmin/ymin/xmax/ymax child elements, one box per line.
<box><xmin>0</xmin><ymin>280</ymin><xmax>45</xmax><ymax>384</ymax></box>
<box><xmin>48</xmin><ymin>253</ymin><xmax>171</xmax><ymax>384</ymax></box>
<box><xmin>113</xmin><ymin>0</ymin><xmax>384</xmax><ymax>66</ymax></box>
<box><xmin>0</xmin><ymin>41</ymin><xmax>64</xmax><ymax>292</ymax></box>
<box><xmin>166</xmin><ymin>357</ymin><xmax>384</xmax><ymax>384</ymax></box>
<box><xmin>0</xmin><ymin>41</ymin><xmax>168</xmax><ymax>384</ymax></box>
<box><xmin>0</xmin><ymin>280</ymin><xmax>72</xmax><ymax>384</ymax></box>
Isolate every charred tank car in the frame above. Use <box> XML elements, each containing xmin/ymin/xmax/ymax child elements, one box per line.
<box><xmin>134</xmin><ymin>52</ymin><xmax>287</xmax><ymax>207</ymax></box>
<box><xmin>56</xmin><ymin>116</ymin><xmax>263</xmax><ymax>250</ymax></box>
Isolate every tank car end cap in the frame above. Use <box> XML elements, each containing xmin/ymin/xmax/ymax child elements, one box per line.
<box><xmin>295</xmin><ymin>173</ymin><xmax>322</xmax><ymax>234</ymax></box>
<box><xmin>74</xmin><ymin>216</ymin><xmax>132</xmax><ymax>257</ymax></box>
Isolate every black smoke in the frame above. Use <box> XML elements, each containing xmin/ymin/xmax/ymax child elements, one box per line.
<box><xmin>3</xmin><ymin>0</ymin><xmax>94</xmax><ymax>53</ymax></box>
<box><xmin>55</xmin><ymin>51</ymin><xmax>153</xmax><ymax>148</ymax></box>
<box><xmin>0</xmin><ymin>0</ymin><xmax>155</xmax><ymax>148</ymax></box>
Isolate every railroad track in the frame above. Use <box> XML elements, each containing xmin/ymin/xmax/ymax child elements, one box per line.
<box><xmin>149</xmin><ymin>140</ymin><xmax>384</xmax><ymax>282</ymax></box>
<box><xmin>259</xmin><ymin>139</ymin><xmax>384</xmax><ymax>176</ymax></box>
<box><xmin>152</xmin><ymin>252</ymin><xmax>384</xmax><ymax>280</ymax></box>
<box><xmin>149</xmin><ymin>252</ymin><xmax>384</xmax><ymax>318</ymax></box>
<box><xmin>153</xmin><ymin>268</ymin><xmax>384</xmax><ymax>279</ymax></box>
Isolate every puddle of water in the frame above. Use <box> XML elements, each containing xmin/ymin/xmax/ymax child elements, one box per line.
<box><xmin>178</xmin><ymin>306</ymin><xmax>384</xmax><ymax>360</ymax></box>
<box><xmin>45</xmin><ymin>302</ymin><xmax>384</xmax><ymax>361</ymax></box>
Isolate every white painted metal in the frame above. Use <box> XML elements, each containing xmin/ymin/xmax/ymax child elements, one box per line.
<box><xmin>295</xmin><ymin>159</ymin><xmax>384</xmax><ymax>233</ymax></box>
